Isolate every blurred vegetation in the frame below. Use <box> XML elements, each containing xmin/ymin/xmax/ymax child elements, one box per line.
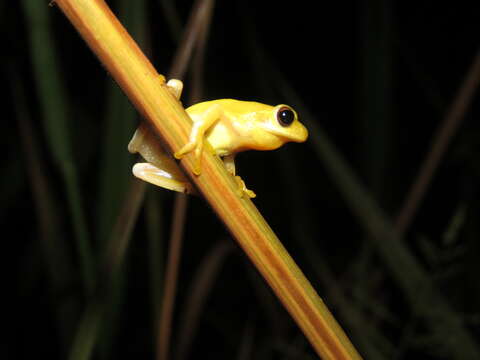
<box><xmin>4</xmin><ymin>0</ymin><xmax>480</xmax><ymax>359</ymax></box>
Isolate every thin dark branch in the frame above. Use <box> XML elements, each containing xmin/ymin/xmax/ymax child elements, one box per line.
<box><xmin>395</xmin><ymin>48</ymin><xmax>480</xmax><ymax>234</ymax></box>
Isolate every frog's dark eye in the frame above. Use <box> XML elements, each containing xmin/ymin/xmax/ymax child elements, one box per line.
<box><xmin>277</xmin><ymin>106</ymin><xmax>295</xmax><ymax>127</ymax></box>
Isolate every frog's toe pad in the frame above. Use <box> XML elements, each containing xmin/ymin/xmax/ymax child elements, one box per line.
<box><xmin>174</xmin><ymin>142</ymin><xmax>195</xmax><ymax>159</ymax></box>
<box><xmin>133</xmin><ymin>163</ymin><xmax>192</xmax><ymax>194</ymax></box>
<box><xmin>234</xmin><ymin>176</ymin><xmax>256</xmax><ymax>198</ymax></box>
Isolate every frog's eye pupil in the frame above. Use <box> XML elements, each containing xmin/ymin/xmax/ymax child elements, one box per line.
<box><xmin>277</xmin><ymin>107</ymin><xmax>295</xmax><ymax>127</ymax></box>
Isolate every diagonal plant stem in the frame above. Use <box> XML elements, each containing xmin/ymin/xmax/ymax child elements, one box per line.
<box><xmin>395</xmin><ymin>48</ymin><xmax>480</xmax><ymax>234</ymax></box>
<box><xmin>55</xmin><ymin>0</ymin><xmax>361</xmax><ymax>358</ymax></box>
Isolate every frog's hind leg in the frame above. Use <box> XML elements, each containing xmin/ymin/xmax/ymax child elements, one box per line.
<box><xmin>132</xmin><ymin>163</ymin><xmax>196</xmax><ymax>195</ymax></box>
<box><xmin>129</xmin><ymin>121</ymin><xmax>196</xmax><ymax>195</ymax></box>
<box><xmin>222</xmin><ymin>154</ymin><xmax>256</xmax><ymax>198</ymax></box>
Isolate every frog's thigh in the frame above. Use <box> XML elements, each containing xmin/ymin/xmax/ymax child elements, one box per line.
<box><xmin>132</xmin><ymin>163</ymin><xmax>195</xmax><ymax>194</ymax></box>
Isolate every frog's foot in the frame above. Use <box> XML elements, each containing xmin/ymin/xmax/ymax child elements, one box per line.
<box><xmin>166</xmin><ymin>78</ymin><xmax>183</xmax><ymax>100</ymax></box>
<box><xmin>174</xmin><ymin>136</ymin><xmax>204</xmax><ymax>175</ymax></box>
<box><xmin>234</xmin><ymin>175</ymin><xmax>256</xmax><ymax>198</ymax></box>
<box><xmin>132</xmin><ymin>163</ymin><xmax>196</xmax><ymax>195</ymax></box>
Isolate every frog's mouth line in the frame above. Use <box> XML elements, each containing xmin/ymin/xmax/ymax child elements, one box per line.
<box><xmin>261</xmin><ymin>125</ymin><xmax>308</xmax><ymax>143</ymax></box>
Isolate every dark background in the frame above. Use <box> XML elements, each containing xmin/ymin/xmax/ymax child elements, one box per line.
<box><xmin>3</xmin><ymin>1</ymin><xmax>480</xmax><ymax>359</ymax></box>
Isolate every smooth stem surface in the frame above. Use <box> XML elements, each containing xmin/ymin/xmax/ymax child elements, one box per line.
<box><xmin>54</xmin><ymin>0</ymin><xmax>361</xmax><ymax>358</ymax></box>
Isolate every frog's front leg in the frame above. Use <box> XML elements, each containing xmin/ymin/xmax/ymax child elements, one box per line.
<box><xmin>223</xmin><ymin>154</ymin><xmax>256</xmax><ymax>198</ymax></box>
<box><xmin>174</xmin><ymin>103</ymin><xmax>222</xmax><ymax>175</ymax></box>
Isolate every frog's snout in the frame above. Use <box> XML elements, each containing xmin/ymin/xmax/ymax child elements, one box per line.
<box><xmin>291</xmin><ymin>121</ymin><xmax>309</xmax><ymax>143</ymax></box>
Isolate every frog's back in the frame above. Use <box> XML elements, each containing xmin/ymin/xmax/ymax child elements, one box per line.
<box><xmin>186</xmin><ymin>99</ymin><xmax>273</xmax><ymax>117</ymax></box>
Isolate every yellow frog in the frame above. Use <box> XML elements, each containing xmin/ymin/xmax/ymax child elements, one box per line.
<box><xmin>128</xmin><ymin>79</ymin><xmax>308</xmax><ymax>198</ymax></box>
